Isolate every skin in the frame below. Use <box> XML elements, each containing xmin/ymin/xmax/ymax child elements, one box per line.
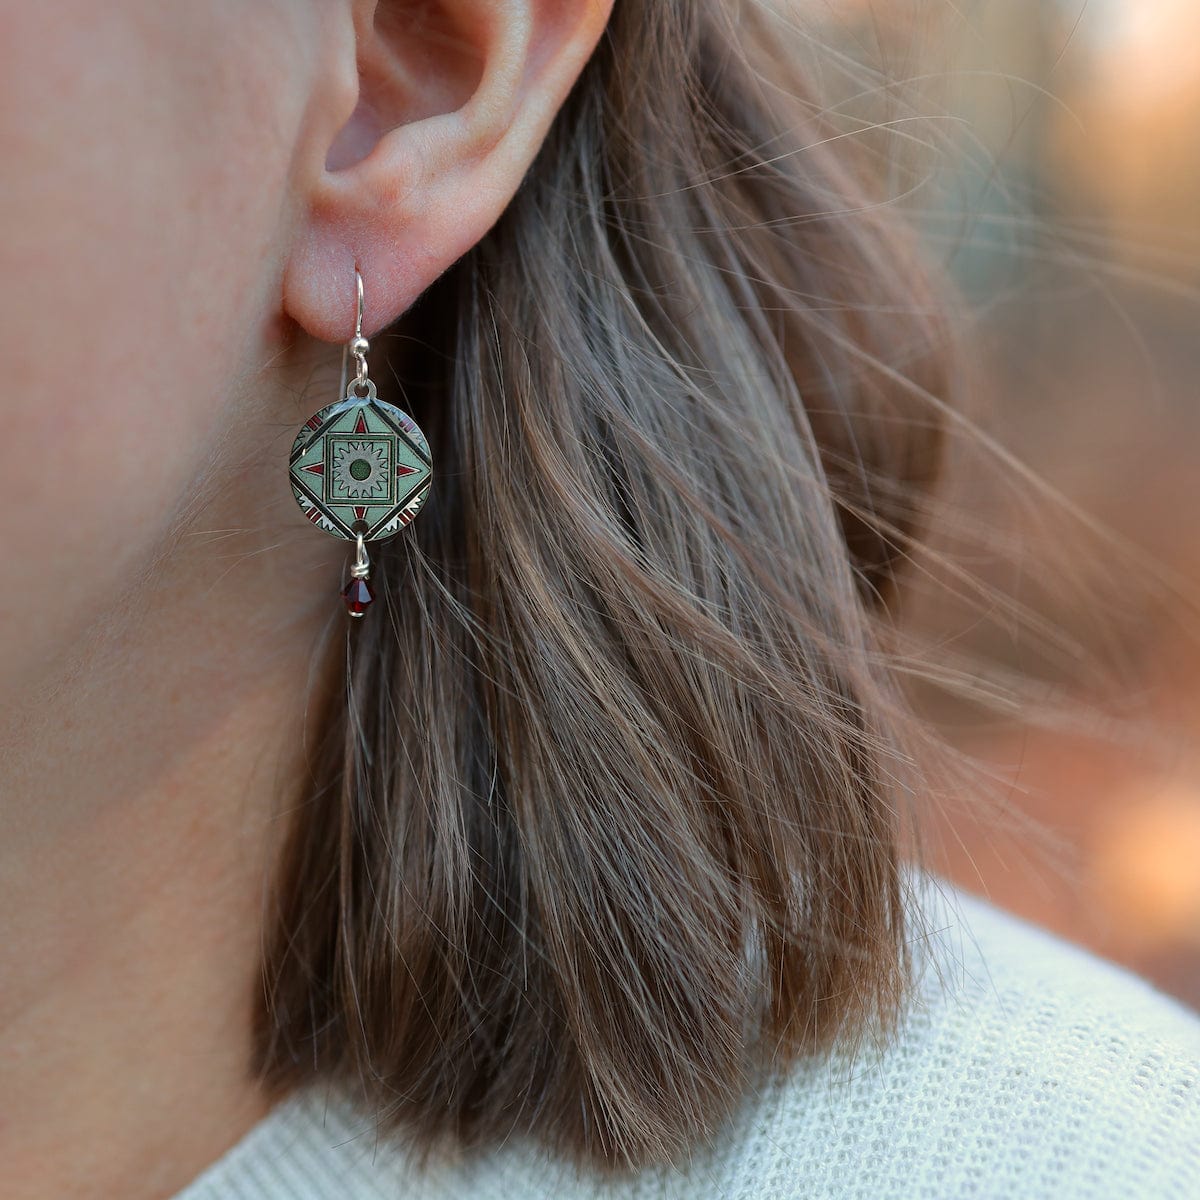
<box><xmin>0</xmin><ymin>2</ymin><xmax>612</xmax><ymax>1197</ymax></box>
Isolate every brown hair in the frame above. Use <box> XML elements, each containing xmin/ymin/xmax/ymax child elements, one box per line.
<box><xmin>257</xmin><ymin>0</ymin><xmax>952</xmax><ymax>1172</ymax></box>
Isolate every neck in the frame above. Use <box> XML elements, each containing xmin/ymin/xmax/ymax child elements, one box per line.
<box><xmin>0</xmin><ymin>438</ymin><xmax>344</xmax><ymax>1199</ymax></box>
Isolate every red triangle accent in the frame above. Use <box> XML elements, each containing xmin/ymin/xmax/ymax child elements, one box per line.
<box><xmin>396</xmin><ymin>464</ymin><xmax>419</xmax><ymax>476</ymax></box>
<box><xmin>353</xmin><ymin>506</ymin><xmax>367</xmax><ymax>520</ymax></box>
<box><xmin>301</xmin><ymin>463</ymin><xmax>324</xmax><ymax>475</ymax></box>
<box><xmin>353</xmin><ymin>410</ymin><xmax>368</xmax><ymax>434</ymax></box>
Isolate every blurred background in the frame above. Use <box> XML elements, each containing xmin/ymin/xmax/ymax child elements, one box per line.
<box><xmin>813</xmin><ymin>0</ymin><xmax>1200</xmax><ymax>1008</ymax></box>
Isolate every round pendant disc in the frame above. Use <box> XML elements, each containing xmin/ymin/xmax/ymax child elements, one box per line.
<box><xmin>289</xmin><ymin>387</ymin><xmax>432</xmax><ymax>541</ymax></box>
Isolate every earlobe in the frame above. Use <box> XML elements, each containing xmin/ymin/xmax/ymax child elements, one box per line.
<box><xmin>282</xmin><ymin>0</ymin><xmax>613</xmax><ymax>345</ymax></box>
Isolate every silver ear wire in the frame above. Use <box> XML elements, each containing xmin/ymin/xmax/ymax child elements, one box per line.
<box><xmin>349</xmin><ymin>268</ymin><xmax>369</xmax><ymax>394</ymax></box>
<box><xmin>338</xmin><ymin>266</ymin><xmax>369</xmax><ymax>398</ymax></box>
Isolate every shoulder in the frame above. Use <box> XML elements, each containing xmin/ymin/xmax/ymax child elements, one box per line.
<box><xmin>482</xmin><ymin>871</ymin><xmax>1200</xmax><ymax>1200</ymax></box>
<box><xmin>645</xmin><ymin>871</ymin><xmax>1200</xmax><ymax>1200</ymax></box>
<box><xmin>175</xmin><ymin>871</ymin><xmax>1200</xmax><ymax>1200</ymax></box>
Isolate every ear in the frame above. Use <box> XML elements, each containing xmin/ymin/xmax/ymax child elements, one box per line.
<box><xmin>283</xmin><ymin>0</ymin><xmax>613</xmax><ymax>343</ymax></box>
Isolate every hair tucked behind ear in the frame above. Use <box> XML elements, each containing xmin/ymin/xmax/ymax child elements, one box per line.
<box><xmin>257</xmin><ymin>0</ymin><xmax>952</xmax><ymax>1172</ymax></box>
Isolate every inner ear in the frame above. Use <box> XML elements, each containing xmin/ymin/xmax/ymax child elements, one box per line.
<box><xmin>326</xmin><ymin>5</ymin><xmax>485</xmax><ymax>171</ymax></box>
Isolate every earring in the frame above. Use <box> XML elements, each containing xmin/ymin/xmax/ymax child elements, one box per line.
<box><xmin>288</xmin><ymin>268</ymin><xmax>433</xmax><ymax>618</ymax></box>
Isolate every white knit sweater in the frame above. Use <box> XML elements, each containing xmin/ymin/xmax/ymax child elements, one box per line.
<box><xmin>173</xmin><ymin>872</ymin><xmax>1200</xmax><ymax>1199</ymax></box>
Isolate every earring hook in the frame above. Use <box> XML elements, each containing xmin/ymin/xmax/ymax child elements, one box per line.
<box><xmin>354</xmin><ymin>265</ymin><xmax>364</xmax><ymax>341</ymax></box>
<box><xmin>342</xmin><ymin>266</ymin><xmax>371</xmax><ymax>397</ymax></box>
<box><xmin>338</xmin><ymin>267</ymin><xmax>368</xmax><ymax>399</ymax></box>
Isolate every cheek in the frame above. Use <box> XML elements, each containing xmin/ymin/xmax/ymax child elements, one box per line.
<box><xmin>0</xmin><ymin>1</ymin><xmax>312</xmax><ymax>688</ymax></box>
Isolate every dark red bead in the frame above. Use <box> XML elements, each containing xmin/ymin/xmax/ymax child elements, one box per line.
<box><xmin>342</xmin><ymin>577</ymin><xmax>374</xmax><ymax>618</ymax></box>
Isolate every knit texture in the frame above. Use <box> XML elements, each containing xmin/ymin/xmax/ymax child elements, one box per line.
<box><xmin>173</xmin><ymin>871</ymin><xmax>1200</xmax><ymax>1199</ymax></box>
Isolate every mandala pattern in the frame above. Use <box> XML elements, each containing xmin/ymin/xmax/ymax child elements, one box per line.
<box><xmin>289</xmin><ymin>393</ymin><xmax>432</xmax><ymax>541</ymax></box>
